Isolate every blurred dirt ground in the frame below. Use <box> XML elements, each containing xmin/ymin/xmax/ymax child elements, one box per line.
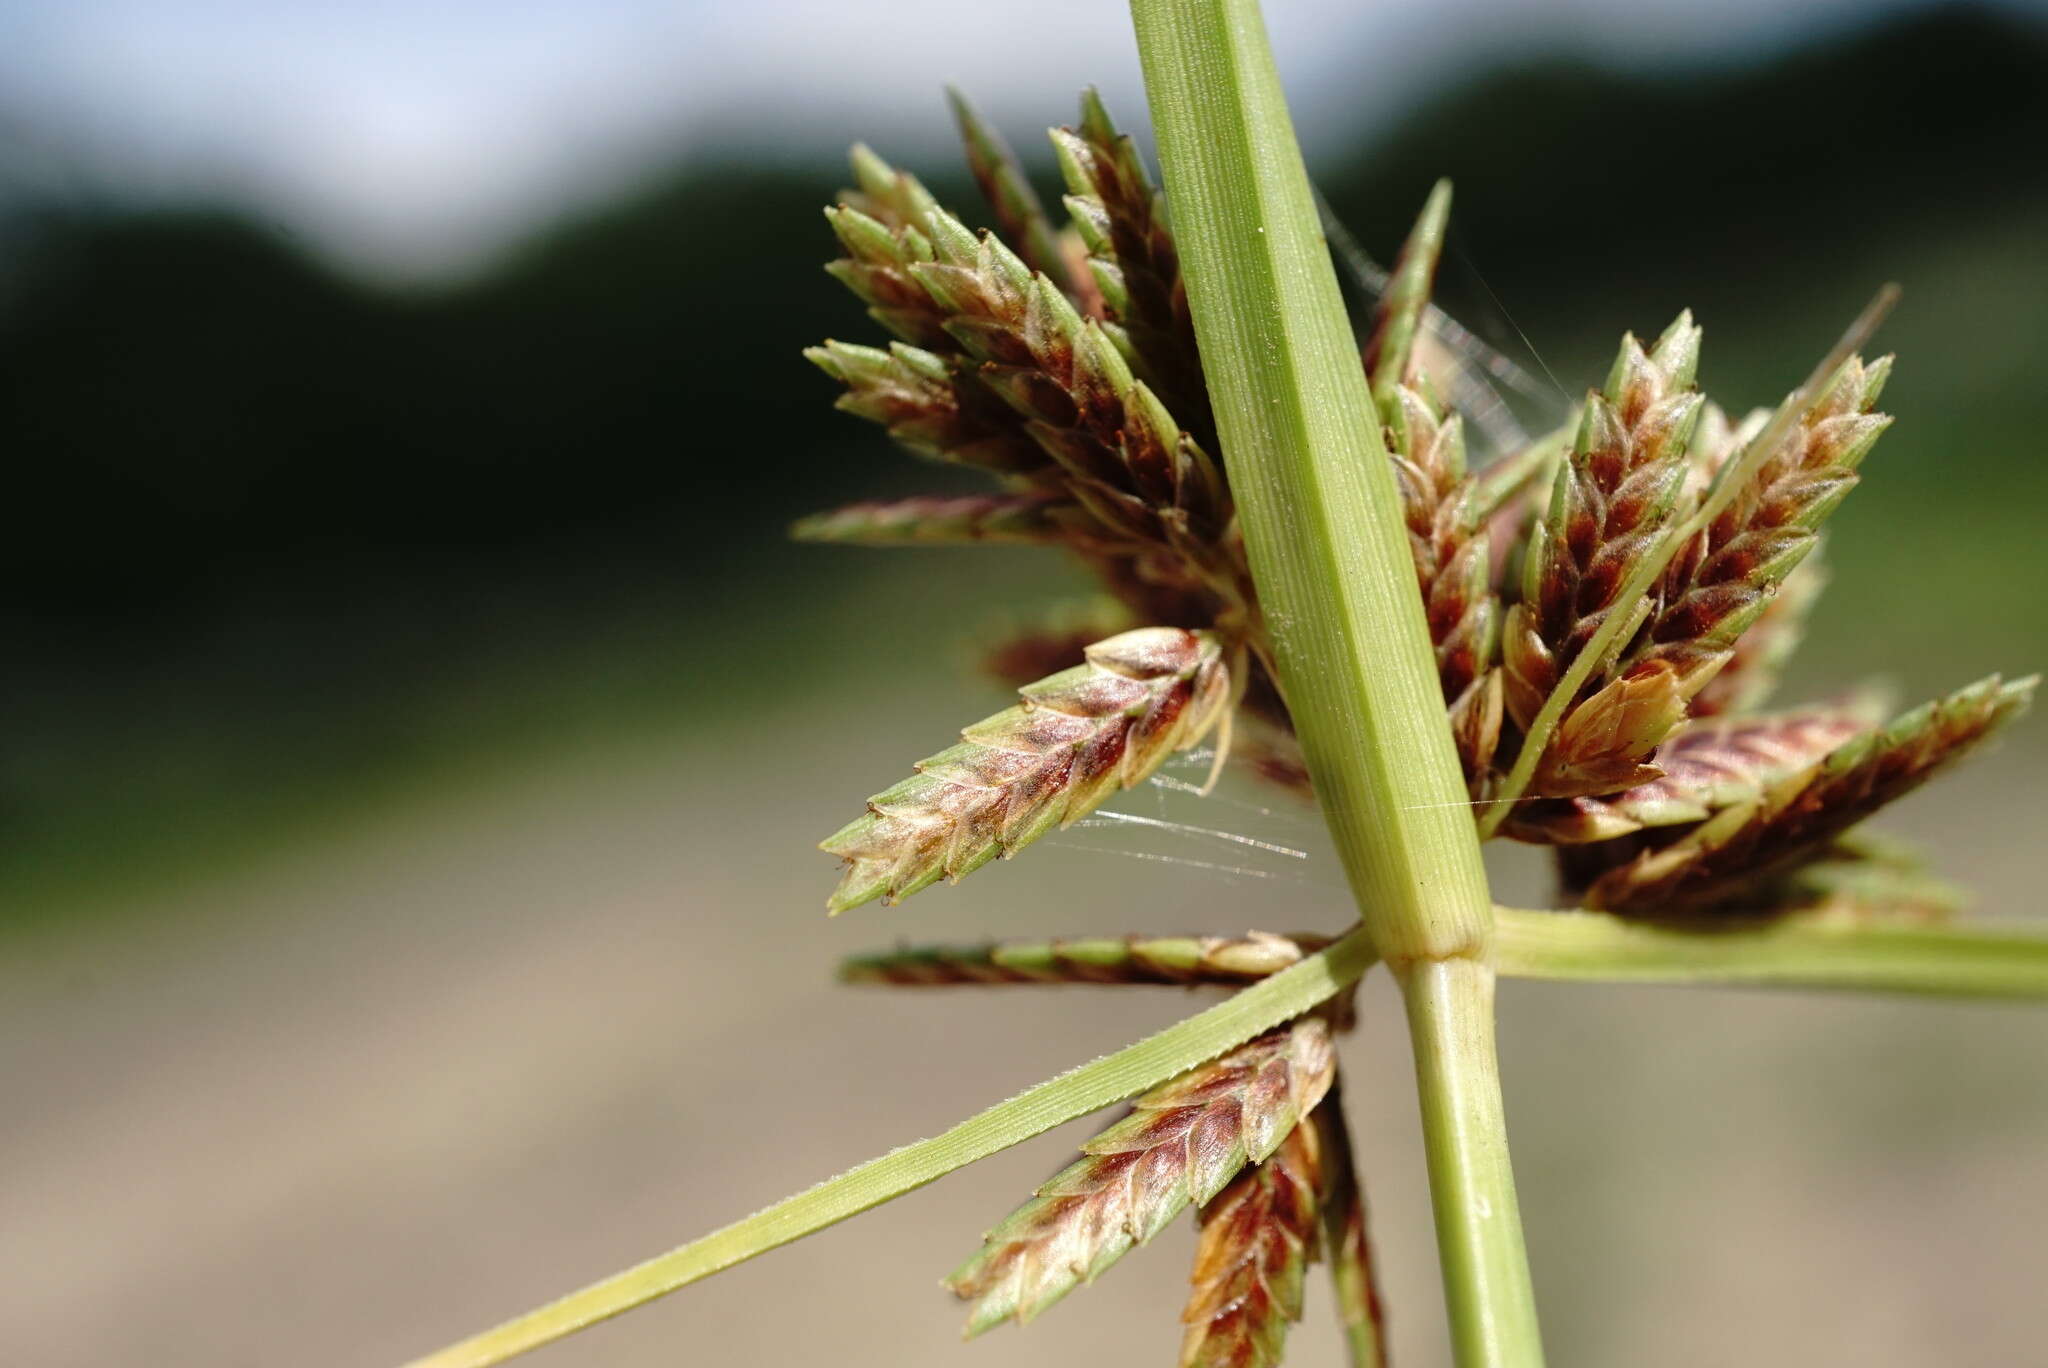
<box><xmin>4</xmin><ymin>677</ymin><xmax>2044</xmax><ymax>1368</ymax></box>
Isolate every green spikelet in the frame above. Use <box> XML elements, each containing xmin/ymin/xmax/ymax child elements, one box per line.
<box><xmin>789</xmin><ymin>492</ymin><xmax>1066</xmax><ymax>547</ymax></box>
<box><xmin>947</xmin><ymin>88</ymin><xmax>1075</xmax><ymax>293</ymax></box>
<box><xmin>820</xmin><ymin>627</ymin><xmax>1236</xmax><ymax>912</ymax></box>
<box><xmin>825</xmin><ymin>148</ymin><xmax>953</xmax><ymax>351</ymax></box>
<box><xmin>1626</xmin><ymin>356</ymin><xmax>1891</xmax><ymax>697</ymax></box>
<box><xmin>1365</xmin><ymin>180</ymin><xmax>1452</xmax><ymax>410</ymax></box>
<box><xmin>1051</xmin><ymin>89</ymin><xmax>1215</xmax><ymax>447</ymax></box>
<box><xmin>804</xmin><ymin>339</ymin><xmax>1047</xmax><ymax>477</ymax></box>
<box><xmin>1583</xmin><ymin>674</ymin><xmax>2035</xmax><ymax>912</ymax></box>
<box><xmin>841</xmin><ymin>141</ymin><xmax>941</xmax><ymax>233</ymax></box>
<box><xmin>945</xmin><ymin>1016</ymin><xmax>1335</xmax><ymax>1336</ymax></box>
<box><xmin>838</xmin><ymin>931</ymin><xmax>1327</xmax><ymax>987</ymax></box>
<box><xmin>1501</xmin><ymin>313</ymin><xmax>1705</xmax><ymax>796</ymax></box>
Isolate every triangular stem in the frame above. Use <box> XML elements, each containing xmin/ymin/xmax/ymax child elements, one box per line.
<box><xmin>1128</xmin><ymin>0</ymin><xmax>1544</xmax><ymax>1361</ymax></box>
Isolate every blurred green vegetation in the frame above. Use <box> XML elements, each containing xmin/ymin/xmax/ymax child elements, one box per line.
<box><xmin>3</xmin><ymin>6</ymin><xmax>2043</xmax><ymax>924</ymax></box>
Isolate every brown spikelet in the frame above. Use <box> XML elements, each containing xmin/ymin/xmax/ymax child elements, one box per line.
<box><xmin>1583</xmin><ymin>674</ymin><xmax>2034</xmax><ymax>913</ymax></box>
<box><xmin>1566</xmin><ymin>835</ymin><xmax>1968</xmax><ymax>923</ymax></box>
<box><xmin>1523</xmin><ymin>704</ymin><xmax>1875</xmax><ymax>843</ymax></box>
<box><xmin>789</xmin><ymin>492</ymin><xmax>1066</xmax><ymax>547</ymax></box>
<box><xmin>1510</xmin><ymin>704</ymin><xmax>1873</xmax><ymax>844</ymax></box>
<box><xmin>1052</xmin><ymin>89</ymin><xmax>1216</xmax><ymax>450</ymax></box>
<box><xmin>820</xmin><ymin>627</ymin><xmax>1235</xmax><ymax>912</ymax></box>
<box><xmin>1447</xmin><ymin>671</ymin><xmax>1505</xmax><ymax>795</ymax></box>
<box><xmin>1626</xmin><ymin>356</ymin><xmax>1891</xmax><ymax>697</ymax></box>
<box><xmin>838</xmin><ymin>931</ymin><xmax>1328</xmax><ymax>988</ymax></box>
<box><xmin>1370</xmin><ymin>190</ymin><xmax>1496</xmax><ymax>788</ymax></box>
<box><xmin>813</xmin><ymin>138</ymin><xmax>1250</xmax><ymax>643</ymax></box>
<box><xmin>1501</xmin><ymin>315</ymin><xmax>1704</xmax><ymax>755</ymax></box>
<box><xmin>945</xmin><ymin>1016</ymin><xmax>1336</xmax><ymax>1336</ymax></box>
<box><xmin>1690</xmin><ymin>548</ymin><xmax>1827</xmax><ymax>718</ymax></box>
<box><xmin>909</xmin><ymin>205</ymin><xmax>1233</xmax><ymax>567</ymax></box>
<box><xmin>1180</xmin><ymin>1107</ymin><xmax>1326</xmax><ymax>1368</ymax></box>
<box><xmin>1525</xmin><ymin>661</ymin><xmax>1687</xmax><ymax>800</ymax></box>
<box><xmin>805</xmin><ymin>339</ymin><xmax>1047</xmax><ymax>477</ymax></box>
<box><xmin>1316</xmin><ymin>1078</ymin><xmax>1389</xmax><ymax>1368</ymax></box>
<box><xmin>1382</xmin><ymin>382</ymin><xmax>1501</xmax><ymax>789</ymax></box>
<box><xmin>1389</xmin><ymin>390</ymin><xmax>1495</xmax><ymax>696</ymax></box>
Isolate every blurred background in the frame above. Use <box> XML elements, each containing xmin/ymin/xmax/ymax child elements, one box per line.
<box><xmin>4</xmin><ymin>1</ymin><xmax>2045</xmax><ymax>1364</ymax></box>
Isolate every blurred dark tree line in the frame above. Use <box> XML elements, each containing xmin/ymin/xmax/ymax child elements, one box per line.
<box><xmin>1319</xmin><ymin>4</ymin><xmax>2048</xmax><ymax>322</ymax></box>
<box><xmin>1</xmin><ymin>5</ymin><xmax>2042</xmax><ymax>910</ymax></box>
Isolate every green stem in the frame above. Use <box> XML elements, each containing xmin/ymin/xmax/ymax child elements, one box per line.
<box><xmin>1495</xmin><ymin>907</ymin><xmax>2048</xmax><ymax>998</ymax></box>
<box><xmin>1128</xmin><ymin>0</ymin><xmax>1490</xmax><ymax>961</ymax></box>
<box><xmin>1401</xmin><ymin>959</ymin><xmax>1543</xmax><ymax>1366</ymax></box>
<box><xmin>1128</xmin><ymin>1</ymin><xmax>1541</xmax><ymax>1362</ymax></box>
<box><xmin>400</xmin><ymin>926</ymin><xmax>1376</xmax><ymax>1368</ymax></box>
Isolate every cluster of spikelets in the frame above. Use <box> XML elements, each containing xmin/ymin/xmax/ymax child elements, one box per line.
<box><xmin>843</xmin><ymin>936</ymin><xmax>1386</xmax><ymax>1365</ymax></box>
<box><xmin>796</xmin><ymin>90</ymin><xmax>2033</xmax><ymax>1366</ymax></box>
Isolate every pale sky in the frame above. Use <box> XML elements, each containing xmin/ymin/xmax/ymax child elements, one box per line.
<box><xmin>0</xmin><ymin>0</ymin><xmax>2027</xmax><ymax>280</ymax></box>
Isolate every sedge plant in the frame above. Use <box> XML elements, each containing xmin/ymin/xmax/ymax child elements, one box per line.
<box><xmin>406</xmin><ymin>2</ymin><xmax>2048</xmax><ymax>1365</ymax></box>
